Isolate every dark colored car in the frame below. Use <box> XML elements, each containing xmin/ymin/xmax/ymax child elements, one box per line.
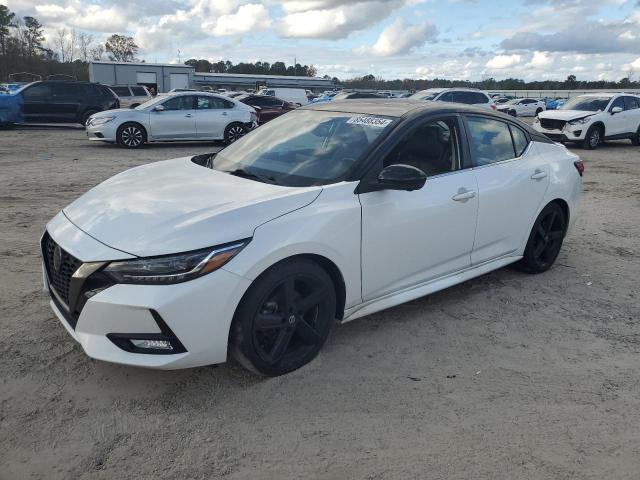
<box><xmin>18</xmin><ymin>81</ymin><xmax>120</xmax><ymax>125</ymax></box>
<box><xmin>236</xmin><ymin>94</ymin><xmax>296</xmax><ymax>123</ymax></box>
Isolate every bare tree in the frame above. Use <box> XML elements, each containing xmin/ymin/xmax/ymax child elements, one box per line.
<box><xmin>90</xmin><ymin>44</ymin><xmax>104</xmax><ymax>61</ymax></box>
<box><xmin>68</xmin><ymin>28</ymin><xmax>77</xmax><ymax>63</ymax></box>
<box><xmin>78</xmin><ymin>32</ymin><xmax>93</xmax><ymax>62</ymax></box>
<box><xmin>55</xmin><ymin>28</ymin><xmax>68</xmax><ymax>62</ymax></box>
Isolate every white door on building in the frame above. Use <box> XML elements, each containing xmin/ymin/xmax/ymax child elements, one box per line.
<box><xmin>137</xmin><ymin>72</ymin><xmax>157</xmax><ymax>86</ymax></box>
<box><xmin>170</xmin><ymin>73</ymin><xmax>190</xmax><ymax>91</ymax></box>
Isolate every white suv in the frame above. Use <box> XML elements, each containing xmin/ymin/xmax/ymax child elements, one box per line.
<box><xmin>409</xmin><ymin>88</ymin><xmax>496</xmax><ymax>110</ymax></box>
<box><xmin>496</xmin><ymin>98</ymin><xmax>546</xmax><ymax>117</ymax></box>
<box><xmin>534</xmin><ymin>93</ymin><xmax>640</xmax><ymax>149</ymax></box>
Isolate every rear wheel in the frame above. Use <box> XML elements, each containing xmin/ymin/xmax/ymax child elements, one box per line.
<box><xmin>631</xmin><ymin>126</ymin><xmax>640</xmax><ymax>146</ymax></box>
<box><xmin>116</xmin><ymin>122</ymin><xmax>146</xmax><ymax>148</ymax></box>
<box><xmin>509</xmin><ymin>109</ymin><xmax>517</xmax><ymax>117</ymax></box>
<box><xmin>224</xmin><ymin>122</ymin><xmax>247</xmax><ymax>144</ymax></box>
<box><xmin>516</xmin><ymin>203</ymin><xmax>566</xmax><ymax>274</ymax></box>
<box><xmin>535</xmin><ymin>107</ymin><xmax>543</xmax><ymax>116</ymax></box>
<box><xmin>231</xmin><ymin>259</ymin><xmax>336</xmax><ymax>376</ymax></box>
<box><xmin>582</xmin><ymin>125</ymin><xmax>601</xmax><ymax>149</ymax></box>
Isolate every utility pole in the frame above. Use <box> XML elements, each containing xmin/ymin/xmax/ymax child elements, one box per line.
<box><xmin>294</xmin><ymin>57</ymin><xmax>297</xmax><ymax>76</ymax></box>
<box><xmin>177</xmin><ymin>49</ymin><xmax>181</xmax><ymax>63</ymax></box>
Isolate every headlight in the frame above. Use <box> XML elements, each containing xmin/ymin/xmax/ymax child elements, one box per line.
<box><xmin>568</xmin><ymin>117</ymin><xmax>592</xmax><ymax>126</ymax></box>
<box><xmin>103</xmin><ymin>240</ymin><xmax>250</xmax><ymax>284</ymax></box>
<box><xmin>89</xmin><ymin>116</ymin><xmax>116</xmax><ymax>126</ymax></box>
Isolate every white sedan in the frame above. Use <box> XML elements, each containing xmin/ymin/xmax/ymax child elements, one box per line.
<box><xmin>86</xmin><ymin>92</ymin><xmax>257</xmax><ymax>147</ymax></box>
<box><xmin>496</xmin><ymin>98</ymin><xmax>546</xmax><ymax>117</ymax></box>
<box><xmin>43</xmin><ymin>101</ymin><xmax>583</xmax><ymax>376</ymax></box>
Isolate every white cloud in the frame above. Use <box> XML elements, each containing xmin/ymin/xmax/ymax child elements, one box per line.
<box><xmin>528</xmin><ymin>51</ymin><xmax>551</xmax><ymax>67</ymax></box>
<box><xmin>362</xmin><ymin>17</ymin><xmax>437</xmax><ymax>56</ymax></box>
<box><xmin>207</xmin><ymin>3</ymin><xmax>271</xmax><ymax>36</ymax></box>
<box><xmin>486</xmin><ymin>54</ymin><xmax>521</xmax><ymax>69</ymax></box>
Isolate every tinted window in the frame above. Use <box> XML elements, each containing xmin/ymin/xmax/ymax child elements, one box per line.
<box><xmin>439</xmin><ymin>92</ymin><xmax>454</xmax><ymax>102</ymax></box>
<box><xmin>131</xmin><ymin>86</ymin><xmax>147</xmax><ymax>96</ymax></box>
<box><xmin>196</xmin><ymin>96</ymin><xmax>231</xmax><ymax>109</ymax></box>
<box><xmin>510</xmin><ymin>125</ymin><xmax>529</xmax><ymax>157</ymax></box>
<box><xmin>467</xmin><ymin>117</ymin><xmax>515</xmax><ymax>166</ymax></box>
<box><xmin>111</xmin><ymin>86</ymin><xmax>131</xmax><ymax>96</ymax></box>
<box><xmin>623</xmin><ymin>96</ymin><xmax>640</xmax><ymax>110</ymax></box>
<box><xmin>162</xmin><ymin>95</ymin><xmax>195</xmax><ymax>110</ymax></box>
<box><xmin>21</xmin><ymin>83</ymin><xmax>51</xmax><ymax>99</ymax></box>
<box><xmin>384</xmin><ymin>117</ymin><xmax>460</xmax><ymax>176</ymax></box>
<box><xmin>52</xmin><ymin>83</ymin><xmax>81</xmax><ymax>97</ymax></box>
<box><xmin>470</xmin><ymin>92</ymin><xmax>489</xmax><ymax>104</ymax></box>
<box><xmin>246</xmin><ymin>96</ymin><xmax>268</xmax><ymax>107</ymax></box>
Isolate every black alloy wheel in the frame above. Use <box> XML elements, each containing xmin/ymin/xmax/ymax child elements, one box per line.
<box><xmin>232</xmin><ymin>259</ymin><xmax>336</xmax><ymax>376</ymax></box>
<box><xmin>224</xmin><ymin>123</ymin><xmax>247</xmax><ymax>144</ymax></box>
<box><xmin>517</xmin><ymin>203</ymin><xmax>566</xmax><ymax>274</ymax></box>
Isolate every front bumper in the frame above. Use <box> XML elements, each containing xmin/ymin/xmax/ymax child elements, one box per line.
<box><xmin>86</xmin><ymin>121</ymin><xmax>118</xmax><ymax>142</ymax></box>
<box><xmin>533</xmin><ymin>121</ymin><xmax>587</xmax><ymax>142</ymax></box>
<box><xmin>43</xmin><ymin>214</ymin><xmax>251</xmax><ymax>369</ymax></box>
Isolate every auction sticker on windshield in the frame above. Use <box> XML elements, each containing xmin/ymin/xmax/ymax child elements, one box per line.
<box><xmin>346</xmin><ymin>116</ymin><xmax>393</xmax><ymax>128</ymax></box>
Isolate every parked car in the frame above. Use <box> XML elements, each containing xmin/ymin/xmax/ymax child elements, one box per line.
<box><xmin>493</xmin><ymin>96</ymin><xmax>515</xmax><ymax>104</ymax></box>
<box><xmin>257</xmin><ymin>87</ymin><xmax>308</xmax><ymax>106</ymax></box>
<box><xmin>236</xmin><ymin>94</ymin><xmax>296</xmax><ymax>123</ymax></box>
<box><xmin>108</xmin><ymin>85</ymin><xmax>153</xmax><ymax>108</ymax></box>
<box><xmin>546</xmin><ymin>98</ymin><xmax>566</xmax><ymax>110</ymax></box>
<box><xmin>86</xmin><ymin>92</ymin><xmax>257</xmax><ymax>148</ymax></box>
<box><xmin>42</xmin><ymin>100</ymin><xmax>582</xmax><ymax>375</ymax></box>
<box><xmin>331</xmin><ymin>91</ymin><xmax>387</xmax><ymax>100</ymax></box>
<box><xmin>534</xmin><ymin>93</ymin><xmax>640</xmax><ymax>149</ymax></box>
<box><xmin>17</xmin><ymin>81</ymin><xmax>119</xmax><ymax>125</ymax></box>
<box><xmin>226</xmin><ymin>91</ymin><xmax>249</xmax><ymax>99</ymax></box>
<box><xmin>410</xmin><ymin>88</ymin><xmax>496</xmax><ymax>110</ymax></box>
<box><xmin>496</xmin><ymin>98</ymin><xmax>546</xmax><ymax>117</ymax></box>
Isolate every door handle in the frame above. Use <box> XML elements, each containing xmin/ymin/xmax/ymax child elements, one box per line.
<box><xmin>452</xmin><ymin>188</ymin><xmax>476</xmax><ymax>202</ymax></box>
<box><xmin>531</xmin><ymin>169</ymin><xmax>547</xmax><ymax>180</ymax></box>
<box><xmin>222</xmin><ymin>112</ymin><xmax>228</xmax><ymax>116</ymax></box>
<box><xmin>185</xmin><ymin>113</ymin><xmax>192</xmax><ymax>117</ymax></box>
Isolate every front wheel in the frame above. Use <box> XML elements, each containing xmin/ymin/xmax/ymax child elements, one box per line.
<box><xmin>631</xmin><ymin>126</ymin><xmax>640</xmax><ymax>146</ymax></box>
<box><xmin>116</xmin><ymin>122</ymin><xmax>146</xmax><ymax>148</ymax></box>
<box><xmin>81</xmin><ymin>109</ymin><xmax>99</xmax><ymax>126</ymax></box>
<box><xmin>516</xmin><ymin>203</ymin><xmax>566</xmax><ymax>274</ymax></box>
<box><xmin>231</xmin><ymin>259</ymin><xmax>336</xmax><ymax>376</ymax></box>
<box><xmin>582</xmin><ymin>126</ymin><xmax>601</xmax><ymax>149</ymax></box>
<box><xmin>224</xmin><ymin>123</ymin><xmax>247</xmax><ymax>145</ymax></box>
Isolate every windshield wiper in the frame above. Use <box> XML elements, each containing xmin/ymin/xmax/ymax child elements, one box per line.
<box><xmin>227</xmin><ymin>168</ymin><xmax>278</xmax><ymax>185</ymax></box>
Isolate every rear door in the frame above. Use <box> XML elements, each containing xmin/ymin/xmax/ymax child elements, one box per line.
<box><xmin>195</xmin><ymin>95</ymin><xmax>235</xmax><ymax>139</ymax></box>
<box><xmin>624</xmin><ymin>96</ymin><xmax>640</xmax><ymax>134</ymax></box>
<box><xmin>360</xmin><ymin>115</ymin><xmax>479</xmax><ymax>300</ymax></box>
<box><xmin>149</xmin><ymin>95</ymin><xmax>197</xmax><ymax>139</ymax></box>
<box><xmin>465</xmin><ymin>115</ymin><xmax>550</xmax><ymax>264</ymax></box>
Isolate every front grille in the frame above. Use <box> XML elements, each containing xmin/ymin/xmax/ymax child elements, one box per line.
<box><xmin>540</xmin><ymin>118</ymin><xmax>566</xmax><ymax>131</ymax></box>
<box><xmin>42</xmin><ymin>232</ymin><xmax>82</xmax><ymax>306</ymax></box>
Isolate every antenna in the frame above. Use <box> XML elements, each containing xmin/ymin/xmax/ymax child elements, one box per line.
<box><xmin>177</xmin><ymin>49</ymin><xmax>181</xmax><ymax>63</ymax></box>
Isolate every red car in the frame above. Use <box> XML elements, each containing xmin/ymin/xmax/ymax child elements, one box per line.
<box><xmin>236</xmin><ymin>94</ymin><xmax>296</xmax><ymax>123</ymax></box>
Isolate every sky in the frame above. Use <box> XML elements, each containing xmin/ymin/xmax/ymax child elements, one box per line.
<box><xmin>5</xmin><ymin>0</ymin><xmax>640</xmax><ymax>81</ymax></box>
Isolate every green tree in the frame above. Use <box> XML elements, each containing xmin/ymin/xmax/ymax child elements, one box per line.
<box><xmin>105</xmin><ymin>34</ymin><xmax>138</xmax><ymax>62</ymax></box>
<box><xmin>23</xmin><ymin>16</ymin><xmax>44</xmax><ymax>56</ymax></box>
<box><xmin>0</xmin><ymin>4</ymin><xmax>15</xmax><ymax>55</ymax></box>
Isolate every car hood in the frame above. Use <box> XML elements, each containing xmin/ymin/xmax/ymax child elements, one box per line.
<box><xmin>538</xmin><ymin>110</ymin><xmax>596</xmax><ymax>121</ymax></box>
<box><xmin>92</xmin><ymin>107</ymin><xmax>133</xmax><ymax>117</ymax></box>
<box><xmin>63</xmin><ymin>157</ymin><xmax>322</xmax><ymax>257</ymax></box>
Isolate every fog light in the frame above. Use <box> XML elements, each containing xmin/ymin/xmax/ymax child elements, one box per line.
<box><xmin>130</xmin><ymin>339</ymin><xmax>173</xmax><ymax>350</ymax></box>
<box><xmin>573</xmin><ymin>130</ymin><xmax>582</xmax><ymax>137</ymax></box>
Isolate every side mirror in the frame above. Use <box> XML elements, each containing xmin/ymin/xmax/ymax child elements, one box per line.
<box><xmin>377</xmin><ymin>164</ymin><xmax>426</xmax><ymax>191</ymax></box>
<box><xmin>611</xmin><ymin>106</ymin><xmax>623</xmax><ymax>114</ymax></box>
<box><xmin>153</xmin><ymin>105</ymin><xmax>165</xmax><ymax>112</ymax></box>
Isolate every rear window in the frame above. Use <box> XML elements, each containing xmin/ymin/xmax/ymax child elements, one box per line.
<box><xmin>466</xmin><ymin>116</ymin><xmax>516</xmax><ymax>166</ymax></box>
<box><xmin>111</xmin><ymin>86</ymin><xmax>131</xmax><ymax>96</ymax></box>
<box><xmin>52</xmin><ymin>83</ymin><xmax>82</xmax><ymax>96</ymax></box>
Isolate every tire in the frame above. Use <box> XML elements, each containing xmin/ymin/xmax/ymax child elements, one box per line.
<box><xmin>231</xmin><ymin>258</ymin><xmax>336</xmax><ymax>376</ymax></box>
<box><xmin>535</xmin><ymin>108</ymin><xmax>543</xmax><ymax>116</ymax></box>
<box><xmin>224</xmin><ymin>122</ymin><xmax>247</xmax><ymax>145</ymax></box>
<box><xmin>81</xmin><ymin>109</ymin><xmax>99</xmax><ymax>126</ymax></box>
<box><xmin>509</xmin><ymin>109</ymin><xmax>517</xmax><ymax>117</ymax></box>
<box><xmin>116</xmin><ymin>122</ymin><xmax>146</xmax><ymax>149</ymax></box>
<box><xmin>582</xmin><ymin>125</ymin><xmax>601</xmax><ymax>149</ymax></box>
<box><xmin>631</xmin><ymin>126</ymin><xmax>640</xmax><ymax>146</ymax></box>
<box><xmin>516</xmin><ymin>203</ymin><xmax>567</xmax><ymax>274</ymax></box>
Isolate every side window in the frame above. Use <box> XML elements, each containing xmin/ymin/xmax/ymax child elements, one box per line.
<box><xmin>510</xmin><ymin>124</ymin><xmax>529</xmax><ymax>157</ymax></box>
<box><xmin>21</xmin><ymin>83</ymin><xmax>51</xmax><ymax>99</ymax></box>
<box><xmin>472</xmin><ymin>92</ymin><xmax>490</xmax><ymax>104</ymax></box>
<box><xmin>466</xmin><ymin>116</ymin><xmax>515</xmax><ymax>166</ymax></box>
<box><xmin>111</xmin><ymin>86</ymin><xmax>131</xmax><ymax>96</ymax></box>
<box><xmin>196</xmin><ymin>96</ymin><xmax>227</xmax><ymax>109</ymax></box>
<box><xmin>52</xmin><ymin>83</ymin><xmax>80</xmax><ymax>97</ymax></box>
<box><xmin>250</xmin><ymin>96</ymin><xmax>268</xmax><ymax>107</ymax></box>
<box><xmin>130</xmin><ymin>86</ymin><xmax>147</xmax><ymax>96</ymax></box>
<box><xmin>610</xmin><ymin>97</ymin><xmax>625</xmax><ymax>111</ymax></box>
<box><xmin>162</xmin><ymin>95</ymin><xmax>194</xmax><ymax>110</ymax></box>
<box><xmin>265</xmin><ymin>97</ymin><xmax>283</xmax><ymax>106</ymax></box>
<box><xmin>623</xmin><ymin>96</ymin><xmax>640</xmax><ymax>110</ymax></box>
<box><xmin>383</xmin><ymin>117</ymin><xmax>461</xmax><ymax>177</ymax></box>
<box><xmin>439</xmin><ymin>91</ymin><xmax>454</xmax><ymax>102</ymax></box>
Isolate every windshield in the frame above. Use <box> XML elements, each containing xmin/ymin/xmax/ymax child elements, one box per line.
<box><xmin>209</xmin><ymin>109</ymin><xmax>396</xmax><ymax>187</ymax></box>
<box><xmin>561</xmin><ymin>96</ymin><xmax>611</xmax><ymax>112</ymax></box>
<box><xmin>409</xmin><ymin>90</ymin><xmax>440</xmax><ymax>101</ymax></box>
<box><xmin>134</xmin><ymin>95</ymin><xmax>167</xmax><ymax>110</ymax></box>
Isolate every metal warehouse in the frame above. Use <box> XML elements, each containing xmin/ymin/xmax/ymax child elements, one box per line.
<box><xmin>89</xmin><ymin>61</ymin><xmax>334</xmax><ymax>93</ymax></box>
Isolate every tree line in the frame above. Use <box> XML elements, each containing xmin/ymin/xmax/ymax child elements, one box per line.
<box><xmin>184</xmin><ymin>58</ymin><xmax>318</xmax><ymax>77</ymax></box>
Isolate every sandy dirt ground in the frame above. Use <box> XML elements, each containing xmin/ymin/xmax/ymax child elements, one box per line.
<box><xmin>1</xmin><ymin>125</ymin><xmax>639</xmax><ymax>480</ymax></box>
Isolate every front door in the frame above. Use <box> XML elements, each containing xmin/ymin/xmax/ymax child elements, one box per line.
<box><xmin>149</xmin><ymin>95</ymin><xmax>197</xmax><ymax>139</ymax></box>
<box><xmin>464</xmin><ymin>115</ymin><xmax>550</xmax><ymax>264</ymax></box>
<box><xmin>360</xmin><ymin>116</ymin><xmax>478</xmax><ymax>301</ymax></box>
<box><xmin>20</xmin><ymin>83</ymin><xmax>53</xmax><ymax>122</ymax></box>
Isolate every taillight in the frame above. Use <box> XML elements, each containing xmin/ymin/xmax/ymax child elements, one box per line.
<box><xmin>574</xmin><ymin>160</ymin><xmax>584</xmax><ymax>176</ymax></box>
<box><xmin>490</xmin><ymin>104</ymin><xmax>496</xmax><ymax>110</ymax></box>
